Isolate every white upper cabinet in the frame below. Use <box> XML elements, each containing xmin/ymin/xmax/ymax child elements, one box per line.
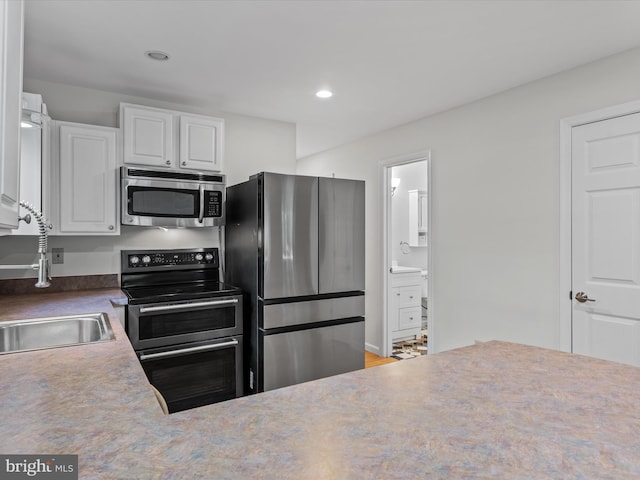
<box><xmin>0</xmin><ymin>0</ymin><xmax>24</xmax><ymax>233</ymax></box>
<box><xmin>122</xmin><ymin>104</ymin><xmax>174</xmax><ymax>168</ymax></box>
<box><xmin>179</xmin><ymin>114</ymin><xmax>223</xmax><ymax>172</ymax></box>
<box><xmin>120</xmin><ymin>103</ymin><xmax>224</xmax><ymax>173</ymax></box>
<box><xmin>51</xmin><ymin>122</ymin><xmax>119</xmax><ymax>235</ymax></box>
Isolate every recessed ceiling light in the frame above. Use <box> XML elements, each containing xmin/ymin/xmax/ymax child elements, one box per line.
<box><xmin>145</xmin><ymin>50</ymin><xmax>170</xmax><ymax>61</ymax></box>
<box><xmin>316</xmin><ymin>90</ymin><xmax>333</xmax><ymax>99</ymax></box>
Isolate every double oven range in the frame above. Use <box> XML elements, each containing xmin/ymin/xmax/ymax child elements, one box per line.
<box><xmin>121</xmin><ymin>248</ymin><xmax>243</xmax><ymax>413</ymax></box>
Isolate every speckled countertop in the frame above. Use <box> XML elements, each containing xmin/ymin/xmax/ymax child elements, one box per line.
<box><xmin>1</xmin><ymin>289</ymin><xmax>640</xmax><ymax>479</ymax></box>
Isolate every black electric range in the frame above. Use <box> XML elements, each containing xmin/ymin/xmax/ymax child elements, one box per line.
<box><xmin>120</xmin><ymin>247</ymin><xmax>244</xmax><ymax>413</ymax></box>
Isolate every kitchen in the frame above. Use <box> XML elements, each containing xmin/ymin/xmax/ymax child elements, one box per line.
<box><xmin>2</xmin><ymin>1</ymin><xmax>640</xmax><ymax>478</ymax></box>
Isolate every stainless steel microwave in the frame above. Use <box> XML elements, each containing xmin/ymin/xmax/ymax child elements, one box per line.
<box><xmin>121</xmin><ymin>167</ymin><xmax>225</xmax><ymax>227</ymax></box>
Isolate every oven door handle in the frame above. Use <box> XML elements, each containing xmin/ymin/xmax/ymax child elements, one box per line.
<box><xmin>198</xmin><ymin>184</ymin><xmax>205</xmax><ymax>223</ymax></box>
<box><xmin>139</xmin><ymin>339</ymin><xmax>239</xmax><ymax>361</ymax></box>
<box><xmin>139</xmin><ymin>298</ymin><xmax>238</xmax><ymax>314</ymax></box>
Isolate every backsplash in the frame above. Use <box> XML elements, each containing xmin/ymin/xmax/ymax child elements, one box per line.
<box><xmin>0</xmin><ymin>226</ymin><xmax>221</xmax><ymax>280</ymax></box>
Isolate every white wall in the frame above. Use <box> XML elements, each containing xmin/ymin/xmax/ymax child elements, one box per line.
<box><xmin>297</xmin><ymin>46</ymin><xmax>640</xmax><ymax>354</ymax></box>
<box><xmin>0</xmin><ymin>79</ymin><xmax>296</xmax><ymax>280</ymax></box>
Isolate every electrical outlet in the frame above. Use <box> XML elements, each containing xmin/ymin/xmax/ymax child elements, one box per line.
<box><xmin>52</xmin><ymin>248</ymin><xmax>64</xmax><ymax>264</ymax></box>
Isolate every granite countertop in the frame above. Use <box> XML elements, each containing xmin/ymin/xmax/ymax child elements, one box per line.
<box><xmin>1</xmin><ymin>289</ymin><xmax>640</xmax><ymax>479</ymax></box>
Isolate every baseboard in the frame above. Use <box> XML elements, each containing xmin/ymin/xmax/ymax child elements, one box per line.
<box><xmin>365</xmin><ymin>342</ymin><xmax>381</xmax><ymax>355</ymax></box>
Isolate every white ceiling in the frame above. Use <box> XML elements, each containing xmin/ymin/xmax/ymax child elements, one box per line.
<box><xmin>23</xmin><ymin>0</ymin><xmax>640</xmax><ymax>159</ymax></box>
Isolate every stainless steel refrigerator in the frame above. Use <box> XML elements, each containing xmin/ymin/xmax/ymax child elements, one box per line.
<box><xmin>225</xmin><ymin>172</ymin><xmax>365</xmax><ymax>393</ymax></box>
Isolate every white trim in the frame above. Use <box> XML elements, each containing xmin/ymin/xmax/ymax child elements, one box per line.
<box><xmin>378</xmin><ymin>149</ymin><xmax>432</xmax><ymax>357</ymax></box>
<box><xmin>426</xmin><ymin>156</ymin><xmax>434</xmax><ymax>353</ymax></box>
<box><xmin>559</xmin><ymin>99</ymin><xmax>640</xmax><ymax>352</ymax></box>
<box><xmin>559</xmin><ymin>118</ymin><xmax>572</xmax><ymax>352</ymax></box>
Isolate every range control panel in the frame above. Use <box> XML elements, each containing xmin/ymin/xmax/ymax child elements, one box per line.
<box><xmin>122</xmin><ymin>248</ymin><xmax>219</xmax><ymax>270</ymax></box>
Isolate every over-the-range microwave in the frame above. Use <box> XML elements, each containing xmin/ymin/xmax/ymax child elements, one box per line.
<box><xmin>121</xmin><ymin>167</ymin><xmax>225</xmax><ymax>228</ymax></box>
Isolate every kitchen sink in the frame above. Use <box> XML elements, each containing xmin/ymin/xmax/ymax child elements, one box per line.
<box><xmin>0</xmin><ymin>312</ymin><xmax>115</xmax><ymax>354</ymax></box>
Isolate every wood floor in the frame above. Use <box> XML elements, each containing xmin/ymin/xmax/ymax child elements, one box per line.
<box><xmin>365</xmin><ymin>351</ymin><xmax>398</xmax><ymax>368</ymax></box>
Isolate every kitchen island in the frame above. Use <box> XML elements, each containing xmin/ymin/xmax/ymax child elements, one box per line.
<box><xmin>1</xmin><ymin>289</ymin><xmax>639</xmax><ymax>479</ymax></box>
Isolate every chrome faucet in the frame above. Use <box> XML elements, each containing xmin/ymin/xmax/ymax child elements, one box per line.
<box><xmin>0</xmin><ymin>201</ymin><xmax>51</xmax><ymax>288</ymax></box>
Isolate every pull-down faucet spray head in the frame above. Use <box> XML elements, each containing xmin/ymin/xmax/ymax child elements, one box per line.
<box><xmin>19</xmin><ymin>201</ymin><xmax>50</xmax><ymax>288</ymax></box>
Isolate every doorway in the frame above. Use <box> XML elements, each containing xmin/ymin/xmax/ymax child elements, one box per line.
<box><xmin>560</xmin><ymin>101</ymin><xmax>640</xmax><ymax>366</ymax></box>
<box><xmin>381</xmin><ymin>151</ymin><xmax>432</xmax><ymax>357</ymax></box>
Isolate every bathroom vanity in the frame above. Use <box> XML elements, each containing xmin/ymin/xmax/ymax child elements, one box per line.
<box><xmin>389</xmin><ymin>267</ymin><xmax>423</xmax><ymax>342</ymax></box>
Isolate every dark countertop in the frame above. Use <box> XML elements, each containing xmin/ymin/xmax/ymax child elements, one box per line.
<box><xmin>1</xmin><ymin>289</ymin><xmax>640</xmax><ymax>479</ymax></box>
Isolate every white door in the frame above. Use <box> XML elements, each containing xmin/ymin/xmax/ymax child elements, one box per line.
<box><xmin>179</xmin><ymin>114</ymin><xmax>223</xmax><ymax>172</ymax></box>
<box><xmin>58</xmin><ymin>123</ymin><xmax>118</xmax><ymax>234</ymax></box>
<box><xmin>571</xmin><ymin>112</ymin><xmax>640</xmax><ymax>366</ymax></box>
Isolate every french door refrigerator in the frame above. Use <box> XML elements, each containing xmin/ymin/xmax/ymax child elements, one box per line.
<box><xmin>226</xmin><ymin>172</ymin><xmax>365</xmax><ymax>393</ymax></box>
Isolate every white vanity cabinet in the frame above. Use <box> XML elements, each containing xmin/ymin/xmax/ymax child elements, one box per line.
<box><xmin>49</xmin><ymin>121</ymin><xmax>119</xmax><ymax>235</ymax></box>
<box><xmin>0</xmin><ymin>0</ymin><xmax>24</xmax><ymax>233</ymax></box>
<box><xmin>120</xmin><ymin>103</ymin><xmax>224</xmax><ymax>173</ymax></box>
<box><xmin>389</xmin><ymin>270</ymin><xmax>422</xmax><ymax>342</ymax></box>
<box><xmin>408</xmin><ymin>189</ymin><xmax>427</xmax><ymax>247</ymax></box>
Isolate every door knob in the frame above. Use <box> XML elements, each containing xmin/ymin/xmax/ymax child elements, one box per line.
<box><xmin>575</xmin><ymin>291</ymin><xmax>596</xmax><ymax>303</ymax></box>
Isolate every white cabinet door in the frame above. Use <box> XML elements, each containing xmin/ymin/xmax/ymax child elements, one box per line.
<box><xmin>57</xmin><ymin>123</ymin><xmax>118</xmax><ymax>235</ymax></box>
<box><xmin>0</xmin><ymin>0</ymin><xmax>23</xmax><ymax>232</ymax></box>
<box><xmin>122</xmin><ymin>104</ymin><xmax>174</xmax><ymax>168</ymax></box>
<box><xmin>179</xmin><ymin>114</ymin><xmax>223</xmax><ymax>172</ymax></box>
